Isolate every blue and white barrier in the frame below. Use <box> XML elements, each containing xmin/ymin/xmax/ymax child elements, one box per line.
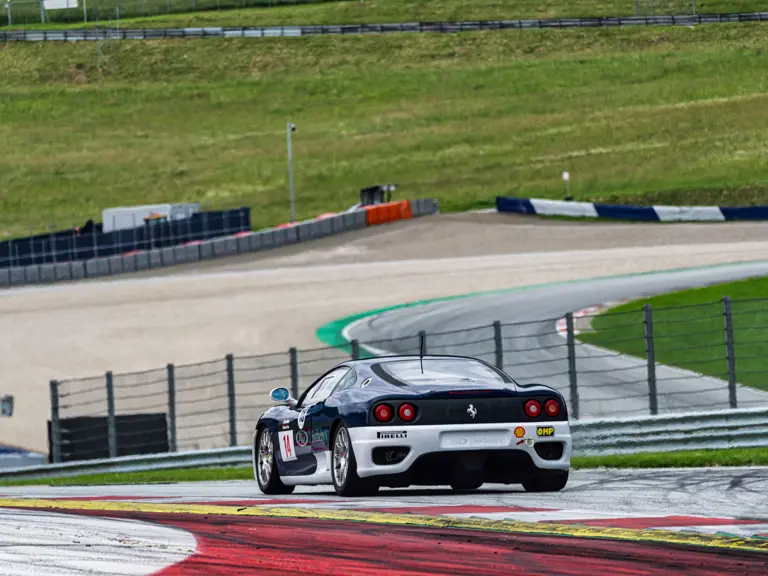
<box><xmin>496</xmin><ymin>196</ymin><xmax>768</xmax><ymax>222</ymax></box>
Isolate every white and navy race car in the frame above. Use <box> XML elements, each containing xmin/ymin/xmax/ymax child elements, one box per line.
<box><xmin>253</xmin><ymin>355</ymin><xmax>571</xmax><ymax>496</ymax></box>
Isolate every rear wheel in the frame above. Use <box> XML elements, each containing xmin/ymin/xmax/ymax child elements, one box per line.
<box><xmin>254</xmin><ymin>427</ymin><xmax>294</xmax><ymax>495</ymax></box>
<box><xmin>522</xmin><ymin>469</ymin><xmax>569</xmax><ymax>492</ymax></box>
<box><xmin>332</xmin><ymin>424</ymin><xmax>378</xmax><ymax>497</ymax></box>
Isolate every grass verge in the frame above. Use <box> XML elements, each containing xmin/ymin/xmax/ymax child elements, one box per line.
<box><xmin>578</xmin><ymin>275</ymin><xmax>768</xmax><ymax>391</ymax></box>
<box><xmin>2</xmin><ymin>447</ymin><xmax>765</xmax><ymax>486</ymax></box>
<box><xmin>3</xmin><ymin>24</ymin><xmax>768</xmax><ymax>234</ymax></box>
<box><xmin>3</xmin><ymin>0</ymin><xmax>764</xmax><ymax>30</ymax></box>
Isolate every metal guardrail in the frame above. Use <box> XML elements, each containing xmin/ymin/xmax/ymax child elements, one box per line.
<box><xmin>3</xmin><ymin>407</ymin><xmax>766</xmax><ymax>480</ymax></box>
<box><xmin>574</xmin><ymin>406</ymin><xmax>768</xmax><ymax>456</ymax></box>
<box><xmin>0</xmin><ymin>446</ymin><xmax>252</xmax><ymax>480</ymax></box>
<box><xmin>0</xmin><ymin>198</ymin><xmax>438</xmax><ymax>289</ymax></box>
<box><xmin>2</xmin><ymin>13</ymin><xmax>767</xmax><ymax>43</ymax></box>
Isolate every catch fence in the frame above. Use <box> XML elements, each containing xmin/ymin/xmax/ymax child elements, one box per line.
<box><xmin>48</xmin><ymin>295</ymin><xmax>768</xmax><ymax>463</ymax></box>
<box><xmin>0</xmin><ymin>0</ymin><xmax>734</xmax><ymax>28</ymax></box>
<box><xmin>0</xmin><ymin>208</ymin><xmax>250</xmax><ymax>270</ymax></box>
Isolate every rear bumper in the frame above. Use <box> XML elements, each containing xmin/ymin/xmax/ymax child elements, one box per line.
<box><xmin>348</xmin><ymin>421</ymin><xmax>571</xmax><ymax>479</ymax></box>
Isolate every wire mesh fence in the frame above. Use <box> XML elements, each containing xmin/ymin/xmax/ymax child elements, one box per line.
<box><xmin>1</xmin><ymin>0</ymin><xmax>709</xmax><ymax>27</ymax></box>
<box><xmin>3</xmin><ymin>0</ymin><xmax>325</xmax><ymax>26</ymax></box>
<box><xmin>48</xmin><ymin>295</ymin><xmax>768</xmax><ymax>463</ymax></box>
<box><xmin>0</xmin><ymin>208</ymin><xmax>250</xmax><ymax>270</ymax></box>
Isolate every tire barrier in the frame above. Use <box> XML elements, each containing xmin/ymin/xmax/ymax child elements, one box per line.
<box><xmin>364</xmin><ymin>200</ymin><xmax>413</xmax><ymax>226</ymax></box>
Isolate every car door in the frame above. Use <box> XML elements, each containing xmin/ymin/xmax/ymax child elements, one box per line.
<box><xmin>274</xmin><ymin>403</ymin><xmax>316</xmax><ymax>477</ymax></box>
<box><xmin>276</xmin><ymin>367</ymin><xmax>350</xmax><ymax>477</ymax></box>
<box><xmin>298</xmin><ymin>367</ymin><xmax>351</xmax><ymax>453</ymax></box>
<box><xmin>308</xmin><ymin>367</ymin><xmax>357</xmax><ymax>453</ymax></box>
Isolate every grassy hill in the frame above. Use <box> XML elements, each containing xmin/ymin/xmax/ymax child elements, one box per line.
<box><xmin>1</xmin><ymin>23</ymin><xmax>768</xmax><ymax>234</ymax></box>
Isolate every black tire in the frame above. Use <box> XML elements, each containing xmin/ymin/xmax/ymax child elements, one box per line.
<box><xmin>254</xmin><ymin>427</ymin><xmax>295</xmax><ymax>495</ymax></box>
<box><xmin>450</xmin><ymin>479</ymin><xmax>483</xmax><ymax>491</ymax></box>
<box><xmin>522</xmin><ymin>469</ymin><xmax>569</xmax><ymax>492</ymax></box>
<box><xmin>331</xmin><ymin>424</ymin><xmax>379</xmax><ymax>497</ymax></box>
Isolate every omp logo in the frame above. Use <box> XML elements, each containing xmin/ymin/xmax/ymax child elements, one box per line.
<box><xmin>377</xmin><ymin>431</ymin><xmax>407</xmax><ymax>439</ymax></box>
<box><xmin>537</xmin><ymin>426</ymin><xmax>555</xmax><ymax>437</ymax></box>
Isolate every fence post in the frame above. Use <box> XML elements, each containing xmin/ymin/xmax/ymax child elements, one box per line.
<box><xmin>723</xmin><ymin>297</ymin><xmax>738</xmax><ymax>409</ymax></box>
<box><xmin>289</xmin><ymin>347</ymin><xmax>299</xmax><ymax>399</ymax></box>
<box><xmin>226</xmin><ymin>354</ymin><xmax>237</xmax><ymax>447</ymax></box>
<box><xmin>493</xmin><ymin>321</ymin><xmax>503</xmax><ymax>369</ymax></box>
<box><xmin>49</xmin><ymin>380</ymin><xmax>62</xmax><ymax>464</ymax></box>
<box><xmin>106</xmin><ymin>371</ymin><xmax>117</xmax><ymax>458</ymax></box>
<box><xmin>166</xmin><ymin>363</ymin><xmax>177</xmax><ymax>452</ymax></box>
<box><xmin>419</xmin><ymin>330</ymin><xmax>427</xmax><ymax>355</ymax></box>
<box><xmin>565</xmin><ymin>313</ymin><xmax>580</xmax><ymax>420</ymax></box>
<box><xmin>643</xmin><ymin>304</ymin><xmax>658</xmax><ymax>415</ymax></box>
<box><xmin>351</xmin><ymin>339</ymin><xmax>360</xmax><ymax>360</ymax></box>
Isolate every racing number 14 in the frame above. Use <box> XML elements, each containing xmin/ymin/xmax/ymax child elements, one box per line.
<box><xmin>278</xmin><ymin>430</ymin><xmax>297</xmax><ymax>462</ymax></box>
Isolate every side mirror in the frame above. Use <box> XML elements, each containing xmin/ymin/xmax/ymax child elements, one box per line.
<box><xmin>270</xmin><ymin>387</ymin><xmax>297</xmax><ymax>407</ymax></box>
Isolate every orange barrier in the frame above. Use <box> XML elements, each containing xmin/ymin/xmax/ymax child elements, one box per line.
<box><xmin>364</xmin><ymin>200</ymin><xmax>413</xmax><ymax>226</ymax></box>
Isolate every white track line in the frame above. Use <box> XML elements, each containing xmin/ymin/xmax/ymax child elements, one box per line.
<box><xmin>0</xmin><ymin>509</ymin><xmax>196</xmax><ymax>575</ymax></box>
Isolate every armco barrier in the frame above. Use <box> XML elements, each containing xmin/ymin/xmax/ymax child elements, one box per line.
<box><xmin>1</xmin><ymin>13</ymin><xmax>767</xmax><ymax>43</ymax></box>
<box><xmin>573</xmin><ymin>406</ymin><xmax>768</xmax><ymax>456</ymax></box>
<box><xmin>496</xmin><ymin>196</ymin><xmax>768</xmax><ymax>222</ymax></box>
<box><xmin>1</xmin><ymin>406</ymin><xmax>763</xmax><ymax>479</ymax></box>
<box><xmin>0</xmin><ymin>199</ymin><xmax>439</xmax><ymax>290</ymax></box>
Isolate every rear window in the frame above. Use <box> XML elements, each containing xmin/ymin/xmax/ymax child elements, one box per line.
<box><xmin>378</xmin><ymin>358</ymin><xmax>507</xmax><ymax>385</ymax></box>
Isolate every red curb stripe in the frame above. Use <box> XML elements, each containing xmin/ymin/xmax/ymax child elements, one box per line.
<box><xmin>140</xmin><ymin>513</ymin><xmax>768</xmax><ymax>576</ymax></box>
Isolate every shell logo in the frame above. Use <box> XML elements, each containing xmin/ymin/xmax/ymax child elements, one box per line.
<box><xmin>514</xmin><ymin>426</ymin><xmax>525</xmax><ymax>438</ymax></box>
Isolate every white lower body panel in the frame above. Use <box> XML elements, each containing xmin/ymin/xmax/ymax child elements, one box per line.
<box><xmin>280</xmin><ymin>452</ymin><xmax>333</xmax><ymax>486</ymax></box>
<box><xmin>348</xmin><ymin>421</ymin><xmax>571</xmax><ymax>479</ymax></box>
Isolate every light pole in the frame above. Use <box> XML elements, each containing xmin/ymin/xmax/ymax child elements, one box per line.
<box><xmin>286</xmin><ymin>122</ymin><xmax>296</xmax><ymax>223</ymax></box>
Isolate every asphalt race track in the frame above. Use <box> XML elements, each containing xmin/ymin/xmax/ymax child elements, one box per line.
<box><xmin>3</xmin><ymin>467</ymin><xmax>768</xmax><ymax>520</ymax></box>
<box><xmin>347</xmin><ymin>260</ymin><xmax>768</xmax><ymax>418</ymax></box>
<box><xmin>1</xmin><ymin>467</ymin><xmax>768</xmax><ymax>574</ymax></box>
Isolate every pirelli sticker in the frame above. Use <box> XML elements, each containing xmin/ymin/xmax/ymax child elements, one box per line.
<box><xmin>536</xmin><ymin>426</ymin><xmax>555</xmax><ymax>437</ymax></box>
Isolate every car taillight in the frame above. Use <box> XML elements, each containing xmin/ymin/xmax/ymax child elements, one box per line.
<box><xmin>524</xmin><ymin>400</ymin><xmax>541</xmax><ymax>418</ymax></box>
<box><xmin>545</xmin><ymin>399</ymin><xmax>561</xmax><ymax>417</ymax></box>
<box><xmin>398</xmin><ymin>403</ymin><xmax>416</xmax><ymax>422</ymax></box>
<box><xmin>374</xmin><ymin>403</ymin><xmax>394</xmax><ymax>422</ymax></box>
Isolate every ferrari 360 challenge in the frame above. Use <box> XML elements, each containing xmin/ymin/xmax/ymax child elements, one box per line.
<box><xmin>252</xmin><ymin>355</ymin><xmax>571</xmax><ymax>496</ymax></box>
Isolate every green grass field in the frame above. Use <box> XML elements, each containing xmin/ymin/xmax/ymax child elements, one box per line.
<box><xmin>3</xmin><ymin>0</ymin><xmax>761</xmax><ymax>29</ymax></box>
<box><xmin>2</xmin><ymin>23</ymin><xmax>768</xmax><ymax>235</ymax></box>
<box><xmin>2</xmin><ymin>447</ymin><xmax>765</xmax><ymax>486</ymax></box>
<box><xmin>579</xmin><ymin>276</ymin><xmax>768</xmax><ymax>391</ymax></box>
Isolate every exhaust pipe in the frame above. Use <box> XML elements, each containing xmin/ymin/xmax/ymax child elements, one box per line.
<box><xmin>385</xmin><ymin>450</ymin><xmax>399</xmax><ymax>463</ymax></box>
